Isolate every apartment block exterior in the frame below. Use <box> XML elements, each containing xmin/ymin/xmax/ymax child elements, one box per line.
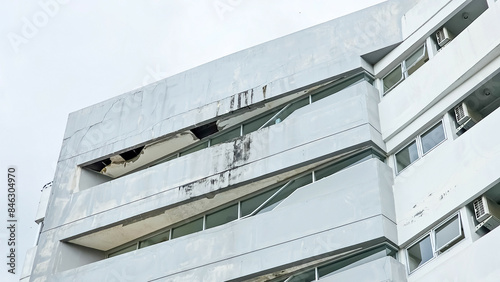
<box><xmin>21</xmin><ymin>0</ymin><xmax>500</xmax><ymax>281</ymax></box>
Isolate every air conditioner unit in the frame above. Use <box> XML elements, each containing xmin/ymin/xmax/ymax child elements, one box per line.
<box><xmin>454</xmin><ymin>102</ymin><xmax>481</xmax><ymax>130</ymax></box>
<box><xmin>436</xmin><ymin>27</ymin><xmax>453</xmax><ymax>47</ymax></box>
<box><xmin>473</xmin><ymin>196</ymin><xmax>500</xmax><ymax>231</ymax></box>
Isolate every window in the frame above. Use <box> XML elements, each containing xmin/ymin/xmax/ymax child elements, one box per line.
<box><xmin>383</xmin><ymin>65</ymin><xmax>404</xmax><ymax>93</ymax></box>
<box><xmin>406</xmin><ymin>213</ymin><xmax>464</xmax><ymax>273</ymax></box>
<box><xmin>407</xmin><ymin>235</ymin><xmax>433</xmax><ymax>272</ymax></box>
<box><xmin>383</xmin><ymin>45</ymin><xmax>428</xmax><ymax>94</ymax></box>
<box><xmin>434</xmin><ymin>215</ymin><xmax>463</xmax><ymax>252</ymax></box>
<box><xmin>138</xmin><ymin>230</ymin><xmax>169</xmax><ymax>248</ymax></box>
<box><xmin>205</xmin><ymin>204</ymin><xmax>238</xmax><ymax>229</ymax></box>
<box><xmin>108</xmin><ymin>244</ymin><xmax>137</xmax><ymax>258</ymax></box>
<box><xmin>171</xmin><ymin>218</ymin><xmax>203</xmax><ymax>239</ymax></box>
<box><xmin>420</xmin><ymin>122</ymin><xmax>445</xmax><ymax>154</ymax></box>
<box><xmin>395</xmin><ymin>141</ymin><xmax>418</xmax><ymax>172</ymax></box>
<box><xmin>395</xmin><ymin>121</ymin><xmax>446</xmax><ymax>173</ymax></box>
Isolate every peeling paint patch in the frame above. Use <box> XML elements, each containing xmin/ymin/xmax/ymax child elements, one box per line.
<box><xmin>440</xmin><ymin>188</ymin><xmax>452</xmax><ymax>200</ymax></box>
<box><xmin>414</xmin><ymin>210</ymin><xmax>424</xmax><ymax>218</ymax></box>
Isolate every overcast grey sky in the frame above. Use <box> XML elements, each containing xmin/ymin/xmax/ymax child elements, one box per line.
<box><xmin>0</xmin><ymin>0</ymin><xmax>384</xmax><ymax>280</ymax></box>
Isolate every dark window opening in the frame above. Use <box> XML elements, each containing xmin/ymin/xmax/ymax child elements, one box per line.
<box><xmin>83</xmin><ymin>146</ymin><xmax>145</xmax><ymax>173</ymax></box>
<box><xmin>190</xmin><ymin>121</ymin><xmax>219</xmax><ymax>139</ymax></box>
<box><xmin>119</xmin><ymin>146</ymin><xmax>144</xmax><ymax>161</ymax></box>
<box><xmin>85</xmin><ymin>159</ymin><xmax>112</xmax><ymax>172</ymax></box>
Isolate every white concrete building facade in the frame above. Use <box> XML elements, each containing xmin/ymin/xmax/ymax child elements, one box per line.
<box><xmin>22</xmin><ymin>0</ymin><xmax>500</xmax><ymax>281</ymax></box>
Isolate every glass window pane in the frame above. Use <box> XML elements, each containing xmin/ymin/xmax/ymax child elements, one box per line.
<box><xmin>315</xmin><ymin>150</ymin><xmax>376</xmax><ymax>181</ymax></box>
<box><xmin>256</xmin><ymin>174</ymin><xmax>312</xmax><ymax>214</ymax></box>
<box><xmin>318</xmin><ymin>246</ymin><xmax>393</xmax><ymax>278</ymax></box>
<box><xmin>407</xmin><ymin>235</ymin><xmax>433</xmax><ymax>272</ymax></box>
<box><xmin>405</xmin><ymin>45</ymin><xmax>427</xmax><ymax>76</ymax></box>
<box><xmin>242</xmin><ymin>110</ymin><xmax>279</xmax><ymax>135</ymax></box>
<box><xmin>210</xmin><ymin>127</ymin><xmax>241</xmax><ymax>146</ymax></box>
<box><xmin>421</xmin><ymin>122</ymin><xmax>445</xmax><ymax>154</ymax></box>
<box><xmin>139</xmin><ymin>230</ymin><xmax>170</xmax><ymax>249</ymax></box>
<box><xmin>405</xmin><ymin>45</ymin><xmax>425</xmax><ymax>69</ymax></box>
<box><xmin>171</xmin><ymin>218</ymin><xmax>203</xmax><ymax>239</ymax></box>
<box><xmin>179</xmin><ymin>141</ymin><xmax>209</xmax><ymax>157</ymax></box>
<box><xmin>435</xmin><ymin>215</ymin><xmax>462</xmax><ymax>252</ymax></box>
<box><xmin>287</xmin><ymin>269</ymin><xmax>316</xmax><ymax>282</ymax></box>
<box><xmin>261</xmin><ymin>98</ymin><xmax>309</xmax><ymax>129</ymax></box>
<box><xmin>395</xmin><ymin>141</ymin><xmax>419</xmax><ymax>172</ymax></box>
<box><xmin>205</xmin><ymin>204</ymin><xmax>238</xmax><ymax>229</ymax></box>
<box><xmin>383</xmin><ymin>65</ymin><xmax>403</xmax><ymax>93</ymax></box>
<box><xmin>311</xmin><ymin>73</ymin><xmax>366</xmax><ymax>102</ymax></box>
<box><xmin>108</xmin><ymin>244</ymin><xmax>136</xmax><ymax>258</ymax></box>
<box><xmin>240</xmin><ymin>187</ymin><xmax>280</xmax><ymax>217</ymax></box>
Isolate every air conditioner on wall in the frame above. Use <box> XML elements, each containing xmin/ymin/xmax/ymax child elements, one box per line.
<box><xmin>473</xmin><ymin>196</ymin><xmax>500</xmax><ymax>231</ymax></box>
<box><xmin>454</xmin><ymin>102</ymin><xmax>481</xmax><ymax>130</ymax></box>
<box><xmin>436</xmin><ymin>27</ymin><xmax>453</xmax><ymax>47</ymax></box>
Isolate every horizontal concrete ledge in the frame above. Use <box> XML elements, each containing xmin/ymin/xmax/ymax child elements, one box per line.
<box><xmin>52</xmin><ymin>215</ymin><xmax>396</xmax><ymax>282</ymax></box>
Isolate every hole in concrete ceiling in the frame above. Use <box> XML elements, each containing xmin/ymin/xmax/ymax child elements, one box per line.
<box><xmin>190</xmin><ymin>121</ymin><xmax>219</xmax><ymax>140</ymax></box>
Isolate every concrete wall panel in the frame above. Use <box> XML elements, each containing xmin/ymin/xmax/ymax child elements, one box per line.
<box><xmin>46</xmin><ymin>82</ymin><xmax>382</xmax><ymax>233</ymax></box>
<box><xmin>44</xmin><ymin>160</ymin><xmax>395</xmax><ymax>282</ymax></box>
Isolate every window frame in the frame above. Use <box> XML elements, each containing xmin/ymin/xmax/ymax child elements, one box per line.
<box><xmin>394</xmin><ymin>140</ymin><xmax>419</xmax><ymax>173</ymax></box>
<box><xmin>420</xmin><ymin>121</ymin><xmax>447</xmax><ymax>156</ymax></box>
<box><xmin>405</xmin><ymin>233</ymin><xmax>433</xmax><ymax>273</ymax></box>
<box><xmin>394</xmin><ymin>120</ymin><xmax>447</xmax><ymax>174</ymax></box>
<box><xmin>405</xmin><ymin>212</ymin><xmax>464</xmax><ymax>274</ymax></box>
<box><xmin>382</xmin><ymin>64</ymin><xmax>405</xmax><ymax>94</ymax></box>
<box><xmin>382</xmin><ymin>44</ymin><xmax>428</xmax><ymax>95</ymax></box>
<box><xmin>404</xmin><ymin>44</ymin><xmax>428</xmax><ymax>76</ymax></box>
<box><xmin>433</xmin><ymin>213</ymin><xmax>464</xmax><ymax>254</ymax></box>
